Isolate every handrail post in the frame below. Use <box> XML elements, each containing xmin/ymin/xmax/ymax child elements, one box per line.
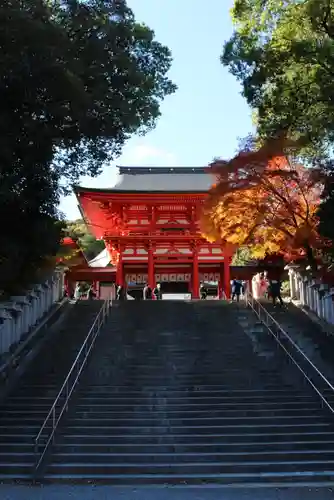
<box><xmin>52</xmin><ymin>407</ymin><xmax>56</xmax><ymax>443</ymax></box>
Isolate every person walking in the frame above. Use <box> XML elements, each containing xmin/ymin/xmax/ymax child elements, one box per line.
<box><xmin>74</xmin><ymin>283</ymin><xmax>81</xmax><ymax>300</ymax></box>
<box><xmin>269</xmin><ymin>279</ymin><xmax>284</xmax><ymax>306</ymax></box>
<box><xmin>116</xmin><ymin>284</ymin><xmax>125</xmax><ymax>301</ymax></box>
<box><xmin>199</xmin><ymin>282</ymin><xmax>207</xmax><ymax>300</ymax></box>
<box><xmin>263</xmin><ymin>271</ymin><xmax>270</xmax><ymax>300</ymax></box>
<box><xmin>87</xmin><ymin>285</ymin><xmax>96</xmax><ymax>300</ymax></box>
<box><xmin>231</xmin><ymin>279</ymin><xmax>242</xmax><ymax>302</ymax></box>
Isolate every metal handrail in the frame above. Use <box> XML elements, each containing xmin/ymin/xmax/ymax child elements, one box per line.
<box><xmin>244</xmin><ymin>291</ymin><xmax>334</xmax><ymax>415</ymax></box>
<box><xmin>34</xmin><ymin>297</ymin><xmax>112</xmax><ymax>472</ymax></box>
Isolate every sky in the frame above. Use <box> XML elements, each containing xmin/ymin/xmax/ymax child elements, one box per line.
<box><xmin>60</xmin><ymin>0</ymin><xmax>253</xmax><ymax>220</ymax></box>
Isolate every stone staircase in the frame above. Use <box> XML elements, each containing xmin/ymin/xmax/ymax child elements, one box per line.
<box><xmin>41</xmin><ymin>301</ymin><xmax>334</xmax><ymax>486</ymax></box>
<box><xmin>0</xmin><ymin>300</ymin><xmax>104</xmax><ymax>480</ymax></box>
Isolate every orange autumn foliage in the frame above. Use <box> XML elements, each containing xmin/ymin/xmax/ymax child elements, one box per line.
<box><xmin>56</xmin><ymin>237</ymin><xmax>86</xmax><ymax>267</ymax></box>
<box><xmin>201</xmin><ymin>144</ymin><xmax>324</xmax><ymax>261</ymax></box>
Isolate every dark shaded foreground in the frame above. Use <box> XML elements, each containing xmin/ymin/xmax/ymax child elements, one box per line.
<box><xmin>0</xmin><ymin>484</ymin><xmax>333</xmax><ymax>500</ymax></box>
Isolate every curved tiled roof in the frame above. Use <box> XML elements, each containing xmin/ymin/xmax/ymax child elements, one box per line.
<box><xmin>112</xmin><ymin>166</ymin><xmax>214</xmax><ymax>192</ymax></box>
<box><xmin>74</xmin><ymin>167</ymin><xmax>216</xmax><ymax>195</ymax></box>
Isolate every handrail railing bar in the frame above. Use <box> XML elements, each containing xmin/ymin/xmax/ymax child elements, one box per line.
<box><xmin>35</xmin><ymin>299</ymin><xmax>107</xmax><ymax>442</ymax></box>
<box><xmin>35</xmin><ymin>333</ymin><xmax>95</xmax><ymax>470</ymax></box>
<box><xmin>246</xmin><ymin>292</ymin><xmax>334</xmax><ymax>393</ymax></box>
<box><xmin>34</xmin><ymin>297</ymin><xmax>111</xmax><ymax>472</ymax></box>
<box><xmin>245</xmin><ymin>293</ymin><xmax>334</xmax><ymax>414</ymax></box>
<box><xmin>265</xmin><ymin>322</ymin><xmax>334</xmax><ymax>415</ymax></box>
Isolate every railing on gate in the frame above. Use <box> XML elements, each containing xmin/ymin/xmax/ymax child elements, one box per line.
<box><xmin>244</xmin><ymin>291</ymin><xmax>334</xmax><ymax>415</ymax></box>
<box><xmin>34</xmin><ymin>297</ymin><xmax>112</xmax><ymax>472</ymax></box>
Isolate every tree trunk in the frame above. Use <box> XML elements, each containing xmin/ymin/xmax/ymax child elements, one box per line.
<box><xmin>305</xmin><ymin>242</ymin><xmax>317</xmax><ymax>274</ymax></box>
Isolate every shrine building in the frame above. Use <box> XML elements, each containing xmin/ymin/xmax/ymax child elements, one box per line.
<box><xmin>72</xmin><ymin>166</ymin><xmax>235</xmax><ymax>299</ymax></box>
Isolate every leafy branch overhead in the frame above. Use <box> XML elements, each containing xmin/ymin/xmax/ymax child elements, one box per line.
<box><xmin>223</xmin><ymin>0</ymin><xmax>334</xmax><ymax>161</ymax></box>
<box><xmin>201</xmin><ymin>140</ymin><xmax>325</xmax><ymax>266</ymax></box>
<box><xmin>224</xmin><ymin>0</ymin><xmax>334</xmax><ymax>263</ymax></box>
<box><xmin>0</xmin><ymin>0</ymin><xmax>176</xmax><ymax>295</ymax></box>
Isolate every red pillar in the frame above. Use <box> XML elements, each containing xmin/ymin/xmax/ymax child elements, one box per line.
<box><xmin>192</xmin><ymin>247</ymin><xmax>200</xmax><ymax>299</ymax></box>
<box><xmin>116</xmin><ymin>246</ymin><xmax>123</xmax><ymax>286</ymax></box>
<box><xmin>148</xmin><ymin>244</ymin><xmax>155</xmax><ymax>289</ymax></box>
<box><xmin>224</xmin><ymin>256</ymin><xmax>231</xmax><ymax>299</ymax></box>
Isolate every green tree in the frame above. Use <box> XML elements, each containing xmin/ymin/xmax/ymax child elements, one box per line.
<box><xmin>232</xmin><ymin>247</ymin><xmax>253</xmax><ymax>265</ymax></box>
<box><xmin>0</xmin><ymin>0</ymin><xmax>176</xmax><ymax>295</ymax></box>
<box><xmin>223</xmin><ymin>0</ymin><xmax>334</xmax><ymax>160</ymax></box>
<box><xmin>223</xmin><ymin>0</ymin><xmax>334</xmax><ymax>264</ymax></box>
<box><xmin>66</xmin><ymin>219</ymin><xmax>105</xmax><ymax>261</ymax></box>
<box><xmin>317</xmin><ymin>171</ymin><xmax>334</xmax><ymax>262</ymax></box>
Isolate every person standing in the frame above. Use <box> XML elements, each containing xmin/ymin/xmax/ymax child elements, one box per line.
<box><xmin>231</xmin><ymin>279</ymin><xmax>242</xmax><ymax>302</ymax></box>
<box><xmin>143</xmin><ymin>283</ymin><xmax>152</xmax><ymax>300</ymax></box>
<box><xmin>153</xmin><ymin>283</ymin><xmax>162</xmax><ymax>300</ymax></box>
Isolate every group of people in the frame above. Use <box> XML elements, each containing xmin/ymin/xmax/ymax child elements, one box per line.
<box><xmin>229</xmin><ymin>273</ymin><xmax>284</xmax><ymax>306</ymax></box>
<box><xmin>114</xmin><ymin>282</ymin><xmax>163</xmax><ymax>301</ymax></box>
<box><xmin>252</xmin><ymin>271</ymin><xmax>284</xmax><ymax>306</ymax></box>
<box><xmin>73</xmin><ymin>283</ymin><xmax>96</xmax><ymax>300</ymax></box>
<box><xmin>142</xmin><ymin>283</ymin><xmax>163</xmax><ymax>300</ymax></box>
<box><xmin>72</xmin><ymin>273</ymin><xmax>284</xmax><ymax>305</ymax></box>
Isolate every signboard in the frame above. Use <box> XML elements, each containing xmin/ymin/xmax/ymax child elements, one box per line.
<box><xmin>125</xmin><ymin>272</ymin><xmax>220</xmax><ymax>284</ymax></box>
<box><xmin>200</xmin><ymin>273</ymin><xmax>220</xmax><ymax>282</ymax></box>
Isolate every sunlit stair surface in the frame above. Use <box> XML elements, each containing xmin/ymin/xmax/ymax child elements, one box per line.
<box><xmin>0</xmin><ymin>300</ymin><xmax>104</xmax><ymax>481</ymax></box>
<box><xmin>39</xmin><ymin>301</ymin><xmax>334</xmax><ymax>487</ymax></box>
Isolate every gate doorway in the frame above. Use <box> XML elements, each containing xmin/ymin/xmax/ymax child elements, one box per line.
<box><xmin>160</xmin><ymin>281</ymin><xmax>190</xmax><ymax>301</ymax></box>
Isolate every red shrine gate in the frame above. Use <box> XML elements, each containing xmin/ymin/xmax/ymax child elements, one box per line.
<box><xmin>74</xmin><ymin>167</ymin><xmax>235</xmax><ymax>299</ymax></box>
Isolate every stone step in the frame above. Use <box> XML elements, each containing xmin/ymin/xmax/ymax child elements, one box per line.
<box><xmin>49</xmin><ymin>450</ymin><xmax>334</xmax><ymax>464</ymax></box>
<box><xmin>39</xmin><ymin>470</ymin><xmax>334</xmax><ymax>487</ymax></box>
<box><xmin>44</xmin><ymin>460</ymin><xmax>334</xmax><ymax>476</ymax></box>
<box><xmin>21</xmin><ymin>394</ymin><xmax>317</xmax><ymax>404</ymax></box>
<box><xmin>3</xmin><ymin>299</ymin><xmax>334</xmax><ymax>487</ymax></box>
<box><xmin>56</xmin><ymin>422</ymin><xmax>333</xmax><ymax>436</ymax></box>
<box><xmin>52</xmin><ymin>440</ymin><xmax>334</xmax><ymax>454</ymax></box>
<box><xmin>45</xmin><ymin>414</ymin><xmax>327</xmax><ymax>428</ymax></box>
<box><xmin>38</xmin><ymin>430</ymin><xmax>334</xmax><ymax>445</ymax></box>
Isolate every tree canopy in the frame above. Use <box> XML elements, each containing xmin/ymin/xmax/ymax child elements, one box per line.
<box><xmin>0</xmin><ymin>0</ymin><xmax>175</xmax><ymax>296</ymax></box>
<box><xmin>201</xmin><ymin>142</ymin><xmax>324</xmax><ymax>267</ymax></box>
<box><xmin>223</xmin><ymin>0</ymin><xmax>334</xmax><ymax>160</ymax></box>
<box><xmin>65</xmin><ymin>219</ymin><xmax>105</xmax><ymax>261</ymax></box>
<box><xmin>223</xmin><ymin>0</ymin><xmax>334</xmax><ymax>263</ymax></box>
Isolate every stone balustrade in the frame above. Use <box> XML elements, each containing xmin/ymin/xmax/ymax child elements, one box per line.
<box><xmin>0</xmin><ymin>270</ymin><xmax>65</xmax><ymax>359</ymax></box>
<box><xmin>288</xmin><ymin>267</ymin><xmax>334</xmax><ymax>326</ymax></box>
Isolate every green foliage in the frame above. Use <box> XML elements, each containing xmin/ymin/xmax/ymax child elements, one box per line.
<box><xmin>223</xmin><ymin>0</ymin><xmax>334</xmax><ymax>162</ymax></box>
<box><xmin>224</xmin><ymin>0</ymin><xmax>334</xmax><ymax>265</ymax></box>
<box><xmin>65</xmin><ymin>219</ymin><xmax>105</xmax><ymax>261</ymax></box>
<box><xmin>0</xmin><ymin>0</ymin><xmax>175</xmax><ymax>296</ymax></box>
<box><xmin>1</xmin><ymin>0</ymin><xmax>176</xmax><ymax>186</ymax></box>
<box><xmin>232</xmin><ymin>247</ymin><xmax>253</xmax><ymax>265</ymax></box>
<box><xmin>317</xmin><ymin>171</ymin><xmax>334</xmax><ymax>263</ymax></box>
<box><xmin>281</xmin><ymin>280</ymin><xmax>290</xmax><ymax>297</ymax></box>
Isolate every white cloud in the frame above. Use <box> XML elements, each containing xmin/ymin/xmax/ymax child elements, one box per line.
<box><xmin>120</xmin><ymin>143</ymin><xmax>178</xmax><ymax>166</ymax></box>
